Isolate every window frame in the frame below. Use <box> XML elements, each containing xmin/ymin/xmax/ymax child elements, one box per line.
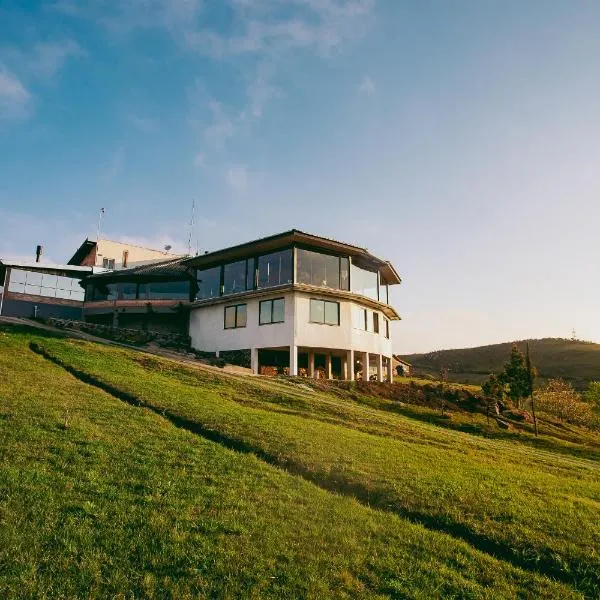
<box><xmin>259</xmin><ymin>297</ymin><xmax>285</xmax><ymax>325</ymax></box>
<box><xmin>309</xmin><ymin>298</ymin><xmax>340</xmax><ymax>326</ymax></box>
<box><xmin>224</xmin><ymin>303</ymin><xmax>247</xmax><ymax>329</ymax></box>
<box><xmin>373</xmin><ymin>312</ymin><xmax>380</xmax><ymax>334</ymax></box>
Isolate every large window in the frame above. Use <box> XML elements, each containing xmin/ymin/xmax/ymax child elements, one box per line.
<box><xmin>197</xmin><ymin>266</ymin><xmax>221</xmax><ymax>299</ymax></box>
<box><xmin>8</xmin><ymin>269</ymin><xmax>84</xmax><ymax>301</ymax></box>
<box><xmin>309</xmin><ymin>299</ymin><xmax>340</xmax><ymax>325</ymax></box>
<box><xmin>257</xmin><ymin>250</ymin><xmax>292</xmax><ymax>289</ymax></box>
<box><xmin>259</xmin><ymin>298</ymin><xmax>285</xmax><ymax>324</ymax></box>
<box><xmin>224</xmin><ymin>304</ymin><xmax>247</xmax><ymax>329</ymax></box>
<box><xmin>351</xmin><ymin>263</ymin><xmax>378</xmax><ymax>300</ymax></box>
<box><xmin>223</xmin><ymin>260</ymin><xmax>248</xmax><ymax>295</ymax></box>
<box><xmin>140</xmin><ymin>281</ymin><xmax>190</xmax><ymax>300</ymax></box>
<box><xmin>296</xmin><ymin>249</ymin><xmax>349</xmax><ymax>291</ymax></box>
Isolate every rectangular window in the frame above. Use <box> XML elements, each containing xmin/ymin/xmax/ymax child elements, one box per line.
<box><xmin>102</xmin><ymin>258</ymin><xmax>115</xmax><ymax>270</ymax></box>
<box><xmin>224</xmin><ymin>304</ymin><xmax>247</xmax><ymax>329</ymax></box>
<box><xmin>140</xmin><ymin>281</ymin><xmax>190</xmax><ymax>300</ymax></box>
<box><xmin>373</xmin><ymin>312</ymin><xmax>379</xmax><ymax>334</ymax></box>
<box><xmin>385</xmin><ymin>318</ymin><xmax>390</xmax><ymax>339</ymax></box>
<box><xmin>350</xmin><ymin>263</ymin><xmax>378</xmax><ymax>300</ymax></box>
<box><xmin>7</xmin><ymin>269</ymin><xmax>84</xmax><ymax>301</ymax></box>
<box><xmin>296</xmin><ymin>249</ymin><xmax>341</xmax><ymax>289</ymax></box>
<box><xmin>196</xmin><ymin>266</ymin><xmax>221</xmax><ymax>299</ymax></box>
<box><xmin>259</xmin><ymin>298</ymin><xmax>285</xmax><ymax>325</ymax></box>
<box><xmin>257</xmin><ymin>250</ymin><xmax>292</xmax><ymax>289</ymax></box>
<box><xmin>310</xmin><ymin>299</ymin><xmax>340</xmax><ymax>325</ymax></box>
<box><xmin>352</xmin><ymin>306</ymin><xmax>367</xmax><ymax>330</ymax></box>
<box><xmin>246</xmin><ymin>257</ymin><xmax>255</xmax><ymax>290</ymax></box>
<box><xmin>223</xmin><ymin>260</ymin><xmax>248</xmax><ymax>295</ymax></box>
<box><xmin>122</xmin><ymin>250</ymin><xmax>129</xmax><ymax>268</ymax></box>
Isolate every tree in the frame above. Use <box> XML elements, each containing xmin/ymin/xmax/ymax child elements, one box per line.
<box><xmin>499</xmin><ymin>345</ymin><xmax>531</xmax><ymax>409</ymax></box>
<box><xmin>525</xmin><ymin>343</ymin><xmax>538</xmax><ymax>435</ymax></box>
<box><xmin>585</xmin><ymin>381</ymin><xmax>600</xmax><ymax>410</ymax></box>
<box><xmin>535</xmin><ymin>379</ymin><xmax>594</xmax><ymax>426</ymax></box>
<box><xmin>481</xmin><ymin>373</ymin><xmax>506</xmax><ymax>424</ymax></box>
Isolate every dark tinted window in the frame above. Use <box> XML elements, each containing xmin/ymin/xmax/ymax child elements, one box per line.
<box><xmin>257</xmin><ymin>250</ymin><xmax>292</xmax><ymax>288</ymax></box>
<box><xmin>197</xmin><ymin>266</ymin><xmax>221</xmax><ymax>299</ymax></box>
<box><xmin>259</xmin><ymin>298</ymin><xmax>285</xmax><ymax>324</ymax></box>
<box><xmin>223</xmin><ymin>260</ymin><xmax>247</xmax><ymax>295</ymax></box>
<box><xmin>297</xmin><ymin>249</ymin><xmax>343</xmax><ymax>290</ymax></box>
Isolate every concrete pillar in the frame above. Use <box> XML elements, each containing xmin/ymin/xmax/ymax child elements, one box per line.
<box><xmin>346</xmin><ymin>349</ymin><xmax>354</xmax><ymax>381</ymax></box>
<box><xmin>325</xmin><ymin>354</ymin><xmax>332</xmax><ymax>380</ymax></box>
<box><xmin>308</xmin><ymin>350</ymin><xmax>315</xmax><ymax>378</ymax></box>
<box><xmin>389</xmin><ymin>356</ymin><xmax>394</xmax><ymax>383</ymax></box>
<box><xmin>377</xmin><ymin>354</ymin><xmax>383</xmax><ymax>382</ymax></box>
<box><xmin>251</xmin><ymin>348</ymin><xmax>259</xmax><ymax>375</ymax></box>
<box><xmin>289</xmin><ymin>345</ymin><xmax>298</xmax><ymax>377</ymax></box>
<box><xmin>363</xmin><ymin>352</ymin><xmax>370</xmax><ymax>381</ymax></box>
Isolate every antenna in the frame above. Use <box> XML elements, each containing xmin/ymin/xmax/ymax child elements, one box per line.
<box><xmin>187</xmin><ymin>199</ymin><xmax>196</xmax><ymax>256</ymax></box>
<box><xmin>96</xmin><ymin>208</ymin><xmax>105</xmax><ymax>244</ymax></box>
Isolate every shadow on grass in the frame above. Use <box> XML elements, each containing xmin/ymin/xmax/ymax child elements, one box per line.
<box><xmin>29</xmin><ymin>341</ymin><xmax>598</xmax><ymax>598</ymax></box>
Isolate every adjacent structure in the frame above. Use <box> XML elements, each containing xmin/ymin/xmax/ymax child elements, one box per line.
<box><xmin>68</xmin><ymin>238</ymin><xmax>182</xmax><ymax>271</ymax></box>
<box><xmin>82</xmin><ymin>257</ymin><xmax>195</xmax><ymax>333</ymax></box>
<box><xmin>0</xmin><ymin>260</ymin><xmax>94</xmax><ymax>320</ymax></box>
<box><xmin>184</xmin><ymin>230</ymin><xmax>401</xmax><ymax>381</ymax></box>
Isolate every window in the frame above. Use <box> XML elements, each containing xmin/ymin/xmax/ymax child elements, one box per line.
<box><xmin>351</xmin><ymin>263</ymin><xmax>378</xmax><ymax>300</ymax></box>
<box><xmin>102</xmin><ymin>258</ymin><xmax>115</xmax><ymax>270</ymax></box>
<box><xmin>8</xmin><ymin>269</ymin><xmax>84</xmax><ymax>301</ymax></box>
<box><xmin>257</xmin><ymin>250</ymin><xmax>292</xmax><ymax>289</ymax></box>
<box><xmin>196</xmin><ymin>266</ymin><xmax>221</xmax><ymax>299</ymax></box>
<box><xmin>385</xmin><ymin>318</ymin><xmax>390</xmax><ymax>339</ymax></box>
<box><xmin>223</xmin><ymin>260</ymin><xmax>248</xmax><ymax>295</ymax></box>
<box><xmin>259</xmin><ymin>298</ymin><xmax>285</xmax><ymax>324</ymax></box>
<box><xmin>296</xmin><ymin>249</ymin><xmax>350</xmax><ymax>291</ymax></box>
<box><xmin>373</xmin><ymin>312</ymin><xmax>379</xmax><ymax>334</ymax></box>
<box><xmin>140</xmin><ymin>280</ymin><xmax>190</xmax><ymax>300</ymax></box>
<box><xmin>122</xmin><ymin>250</ymin><xmax>129</xmax><ymax>268</ymax></box>
<box><xmin>352</xmin><ymin>306</ymin><xmax>367</xmax><ymax>330</ymax></box>
<box><xmin>246</xmin><ymin>257</ymin><xmax>256</xmax><ymax>290</ymax></box>
<box><xmin>310</xmin><ymin>299</ymin><xmax>340</xmax><ymax>325</ymax></box>
<box><xmin>224</xmin><ymin>304</ymin><xmax>247</xmax><ymax>329</ymax></box>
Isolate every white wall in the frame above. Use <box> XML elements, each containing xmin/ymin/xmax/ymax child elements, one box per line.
<box><xmin>189</xmin><ymin>290</ymin><xmax>393</xmax><ymax>357</ymax></box>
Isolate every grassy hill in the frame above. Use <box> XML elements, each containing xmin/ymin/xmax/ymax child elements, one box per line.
<box><xmin>402</xmin><ymin>338</ymin><xmax>600</xmax><ymax>389</ymax></box>
<box><xmin>1</xmin><ymin>324</ymin><xmax>599</xmax><ymax>599</ymax></box>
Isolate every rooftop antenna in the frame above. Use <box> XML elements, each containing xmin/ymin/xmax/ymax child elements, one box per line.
<box><xmin>96</xmin><ymin>207</ymin><xmax>105</xmax><ymax>244</ymax></box>
<box><xmin>187</xmin><ymin>199</ymin><xmax>196</xmax><ymax>257</ymax></box>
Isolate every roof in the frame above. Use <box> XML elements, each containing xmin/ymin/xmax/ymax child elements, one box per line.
<box><xmin>85</xmin><ymin>256</ymin><xmax>194</xmax><ymax>282</ymax></box>
<box><xmin>184</xmin><ymin>229</ymin><xmax>402</xmax><ymax>285</ymax></box>
<box><xmin>67</xmin><ymin>239</ymin><xmax>96</xmax><ymax>265</ymax></box>
<box><xmin>0</xmin><ymin>259</ymin><xmax>94</xmax><ymax>273</ymax></box>
<box><xmin>393</xmin><ymin>355</ymin><xmax>412</xmax><ymax>366</ymax></box>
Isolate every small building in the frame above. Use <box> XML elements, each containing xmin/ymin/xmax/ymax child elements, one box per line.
<box><xmin>68</xmin><ymin>238</ymin><xmax>182</xmax><ymax>271</ymax></box>
<box><xmin>0</xmin><ymin>260</ymin><xmax>94</xmax><ymax>320</ymax></box>
<box><xmin>82</xmin><ymin>257</ymin><xmax>195</xmax><ymax>334</ymax></box>
<box><xmin>184</xmin><ymin>230</ymin><xmax>402</xmax><ymax>381</ymax></box>
<box><xmin>393</xmin><ymin>356</ymin><xmax>412</xmax><ymax>377</ymax></box>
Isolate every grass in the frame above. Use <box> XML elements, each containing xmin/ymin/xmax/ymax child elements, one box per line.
<box><xmin>1</xmin><ymin>324</ymin><xmax>599</xmax><ymax>598</ymax></box>
<box><xmin>402</xmin><ymin>337</ymin><xmax>600</xmax><ymax>390</ymax></box>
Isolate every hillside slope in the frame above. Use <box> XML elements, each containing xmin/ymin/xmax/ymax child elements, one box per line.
<box><xmin>402</xmin><ymin>338</ymin><xmax>600</xmax><ymax>389</ymax></box>
<box><xmin>1</xmin><ymin>324</ymin><xmax>599</xmax><ymax>598</ymax></box>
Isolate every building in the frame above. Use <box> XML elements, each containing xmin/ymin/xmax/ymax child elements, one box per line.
<box><xmin>82</xmin><ymin>257</ymin><xmax>195</xmax><ymax>333</ymax></box>
<box><xmin>68</xmin><ymin>238</ymin><xmax>182</xmax><ymax>271</ymax></box>
<box><xmin>184</xmin><ymin>230</ymin><xmax>401</xmax><ymax>381</ymax></box>
<box><xmin>0</xmin><ymin>259</ymin><xmax>94</xmax><ymax>320</ymax></box>
<box><xmin>393</xmin><ymin>356</ymin><xmax>412</xmax><ymax>377</ymax></box>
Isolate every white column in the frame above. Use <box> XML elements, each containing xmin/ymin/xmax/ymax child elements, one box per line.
<box><xmin>346</xmin><ymin>350</ymin><xmax>354</xmax><ymax>381</ymax></box>
<box><xmin>308</xmin><ymin>350</ymin><xmax>315</xmax><ymax>378</ymax></box>
<box><xmin>389</xmin><ymin>356</ymin><xmax>394</xmax><ymax>383</ymax></box>
<box><xmin>325</xmin><ymin>354</ymin><xmax>332</xmax><ymax>380</ymax></box>
<box><xmin>363</xmin><ymin>352</ymin><xmax>370</xmax><ymax>381</ymax></box>
<box><xmin>251</xmin><ymin>348</ymin><xmax>259</xmax><ymax>375</ymax></box>
<box><xmin>289</xmin><ymin>345</ymin><xmax>298</xmax><ymax>377</ymax></box>
<box><xmin>377</xmin><ymin>354</ymin><xmax>383</xmax><ymax>382</ymax></box>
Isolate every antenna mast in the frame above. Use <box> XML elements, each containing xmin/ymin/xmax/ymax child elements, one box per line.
<box><xmin>96</xmin><ymin>207</ymin><xmax>105</xmax><ymax>243</ymax></box>
<box><xmin>187</xmin><ymin>199</ymin><xmax>196</xmax><ymax>256</ymax></box>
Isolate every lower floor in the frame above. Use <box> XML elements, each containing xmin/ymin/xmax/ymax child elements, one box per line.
<box><xmin>224</xmin><ymin>345</ymin><xmax>394</xmax><ymax>382</ymax></box>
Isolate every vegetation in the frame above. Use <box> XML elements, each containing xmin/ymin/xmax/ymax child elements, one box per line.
<box><xmin>1</xmin><ymin>324</ymin><xmax>599</xmax><ymax>598</ymax></box>
<box><xmin>402</xmin><ymin>338</ymin><xmax>600</xmax><ymax>390</ymax></box>
<box><xmin>536</xmin><ymin>379</ymin><xmax>596</xmax><ymax>426</ymax></box>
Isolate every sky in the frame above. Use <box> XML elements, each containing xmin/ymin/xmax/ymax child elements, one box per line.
<box><xmin>1</xmin><ymin>0</ymin><xmax>600</xmax><ymax>353</ymax></box>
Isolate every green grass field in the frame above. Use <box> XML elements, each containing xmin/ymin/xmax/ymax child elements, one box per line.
<box><xmin>1</xmin><ymin>324</ymin><xmax>599</xmax><ymax>599</ymax></box>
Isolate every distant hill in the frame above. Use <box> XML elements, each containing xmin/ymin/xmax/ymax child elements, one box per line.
<box><xmin>402</xmin><ymin>338</ymin><xmax>600</xmax><ymax>390</ymax></box>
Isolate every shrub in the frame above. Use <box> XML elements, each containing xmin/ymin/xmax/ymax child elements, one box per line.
<box><xmin>535</xmin><ymin>379</ymin><xmax>594</xmax><ymax>426</ymax></box>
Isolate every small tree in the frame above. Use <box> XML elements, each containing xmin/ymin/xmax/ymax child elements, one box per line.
<box><xmin>481</xmin><ymin>373</ymin><xmax>506</xmax><ymax>424</ymax></box>
<box><xmin>535</xmin><ymin>379</ymin><xmax>594</xmax><ymax>426</ymax></box>
<box><xmin>499</xmin><ymin>345</ymin><xmax>531</xmax><ymax>409</ymax></box>
<box><xmin>585</xmin><ymin>381</ymin><xmax>600</xmax><ymax>410</ymax></box>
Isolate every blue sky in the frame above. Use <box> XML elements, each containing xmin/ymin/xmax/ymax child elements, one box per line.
<box><xmin>1</xmin><ymin>0</ymin><xmax>600</xmax><ymax>353</ymax></box>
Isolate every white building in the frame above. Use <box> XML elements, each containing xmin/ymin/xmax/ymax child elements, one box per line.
<box><xmin>186</xmin><ymin>230</ymin><xmax>401</xmax><ymax>381</ymax></box>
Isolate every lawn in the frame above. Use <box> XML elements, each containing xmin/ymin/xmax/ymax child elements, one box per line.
<box><xmin>1</xmin><ymin>324</ymin><xmax>599</xmax><ymax>598</ymax></box>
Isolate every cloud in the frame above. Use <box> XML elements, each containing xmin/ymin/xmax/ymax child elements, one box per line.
<box><xmin>225</xmin><ymin>165</ymin><xmax>249</xmax><ymax>193</ymax></box>
<box><xmin>203</xmin><ymin>100</ymin><xmax>236</xmax><ymax>149</ymax></box>
<box><xmin>193</xmin><ymin>152</ymin><xmax>207</xmax><ymax>168</ymax></box>
<box><xmin>358</xmin><ymin>74</ymin><xmax>375</xmax><ymax>97</ymax></box>
<box><xmin>0</xmin><ymin>66</ymin><xmax>31</xmax><ymax>120</ymax></box>
<box><xmin>28</xmin><ymin>40</ymin><xmax>85</xmax><ymax>80</ymax></box>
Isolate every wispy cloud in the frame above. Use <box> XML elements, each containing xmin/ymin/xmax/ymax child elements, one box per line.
<box><xmin>225</xmin><ymin>165</ymin><xmax>249</xmax><ymax>193</ymax></box>
<box><xmin>28</xmin><ymin>40</ymin><xmax>85</xmax><ymax>80</ymax></box>
<box><xmin>203</xmin><ymin>100</ymin><xmax>236</xmax><ymax>149</ymax></box>
<box><xmin>358</xmin><ymin>74</ymin><xmax>376</xmax><ymax>97</ymax></box>
<box><xmin>0</xmin><ymin>65</ymin><xmax>31</xmax><ymax>120</ymax></box>
<box><xmin>102</xmin><ymin>145</ymin><xmax>125</xmax><ymax>180</ymax></box>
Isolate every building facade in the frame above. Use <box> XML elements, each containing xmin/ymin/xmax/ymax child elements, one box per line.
<box><xmin>185</xmin><ymin>230</ymin><xmax>401</xmax><ymax>381</ymax></box>
<box><xmin>69</xmin><ymin>238</ymin><xmax>182</xmax><ymax>271</ymax></box>
<box><xmin>0</xmin><ymin>260</ymin><xmax>94</xmax><ymax>320</ymax></box>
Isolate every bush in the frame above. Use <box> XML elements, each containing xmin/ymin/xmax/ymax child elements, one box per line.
<box><xmin>535</xmin><ymin>379</ymin><xmax>594</xmax><ymax>426</ymax></box>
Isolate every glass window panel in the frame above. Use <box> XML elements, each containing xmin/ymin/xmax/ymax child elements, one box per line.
<box><xmin>41</xmin><ymin>273</ymin><xmax>58</xmax><ymax>288</ymax></box>
<box><xmin>197</xmin><ymin>266</ymin><xmax>221</xmax><ymax>299</ymax></box>
<box><xmin>40</xmin><ymin>287</ymin><xmax>57</xmax><ymax>298</ymax></box>
<box><xmin>259</xmin><ymin>300</ymin><xmax>271</xmax><ymax>324</ymax></box>
<box><xmin>9</xmin><ymin>269</ymin><xmax>27</xmax><ymax>285</ymax></box>
<box><xmin>56</xmin><ymin>276</ymin><xmax>70</xmax><ymax>291</ymax></box>
<box><xmin>120</xmin><ymin>282</ymin><xmax>137</xmax><ymax>300</ymax></box>
<box><xmin>26</xmin><ymin>271</ymin><xmax>43</xmax><ymax>286</ymax></box>
<box><xmin>324</xmin><ymin>301</ymin><xmax>339</xmax><ymax>325</ymax></box>
<box><xmin>55</xmin><ymin>287</ymin><xmax>71</xmax><ymax>300</ymax></box>
<box><xmin>70</xmin><ymin>277</ymin><xmax>83</xmax><ymax>290</ymax></box>
<box><xmin>71</xmin><ymin>289</ymin><xmax>85</xmax><ymax>302</ymax></box>
<box><xmin>24</xmin><ymin>284</ymin><xmax>41</xmax><ymax>295</ymax></box>
<box><xmin>351</xmin><ymin>264</ymin><xmax>378</xmax><ymax>300</ymax></box>
<box><xmin>296</xmin><ymin>249</ymin><xmax>341</xmax><ymax>289</ymax></box>
<box><xmin>366</xmin><ymin>310</ymin><xmax>373</xmax><ymax>332</ymax></box>
<box><xmin>257</xmin><ymin>250</ymin><xmax>292</xmax><ymax>288</ymax></box>
<box><xmin>353</xmin><ymin>306</ymin><xmax>366</xmax><ymax>330</ymax></box>
<box><xmin>145</xmin><ymin>281</ymin><xmax>190</xmax><ymax>300</ymax></box>
<box><xmin>340</xmin><ymin>257</ymin><xmax>350</xmax><ymax>291</ymax></box>
<box><xmin>106</xmin><ymin>284</ymin><xmax>118</xmax><ymax>300</ymax></box>
<box><xmin>237</xmin><ymin>304</ymin><xmax>247</xmax><ymax>327</ymax></box>
<box><xmin>373</xmin><ymin>312</ymin><xmax>380</xmax><ymax>333</ymax></box>
<box><xmin>272</xmin><ymin>298</ymin><xmax>285</xmax><ymax>322</ymax></box>
<box><xmin>224</xmin><ymin>306</ymin><xmax>236</xmax><ymax>329</ymax></box>
<box><xmin>246</xmin><ymin>258</ymin><xmax>255</xmax><ymax>290</ymax></box>
<box><xmin>310</xmin><ymin>299</ymin><xmax>325</xmax><ymax>323</ymax></box>
<box><xmin>8</xmin><ymin>281</ymin><xmax>25</xmax><ymax>294</ymax></box>
<box><xmin>223</xmin><ymin>260</ymin><xmax>247</xmax><ymax>295</ymax></box>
